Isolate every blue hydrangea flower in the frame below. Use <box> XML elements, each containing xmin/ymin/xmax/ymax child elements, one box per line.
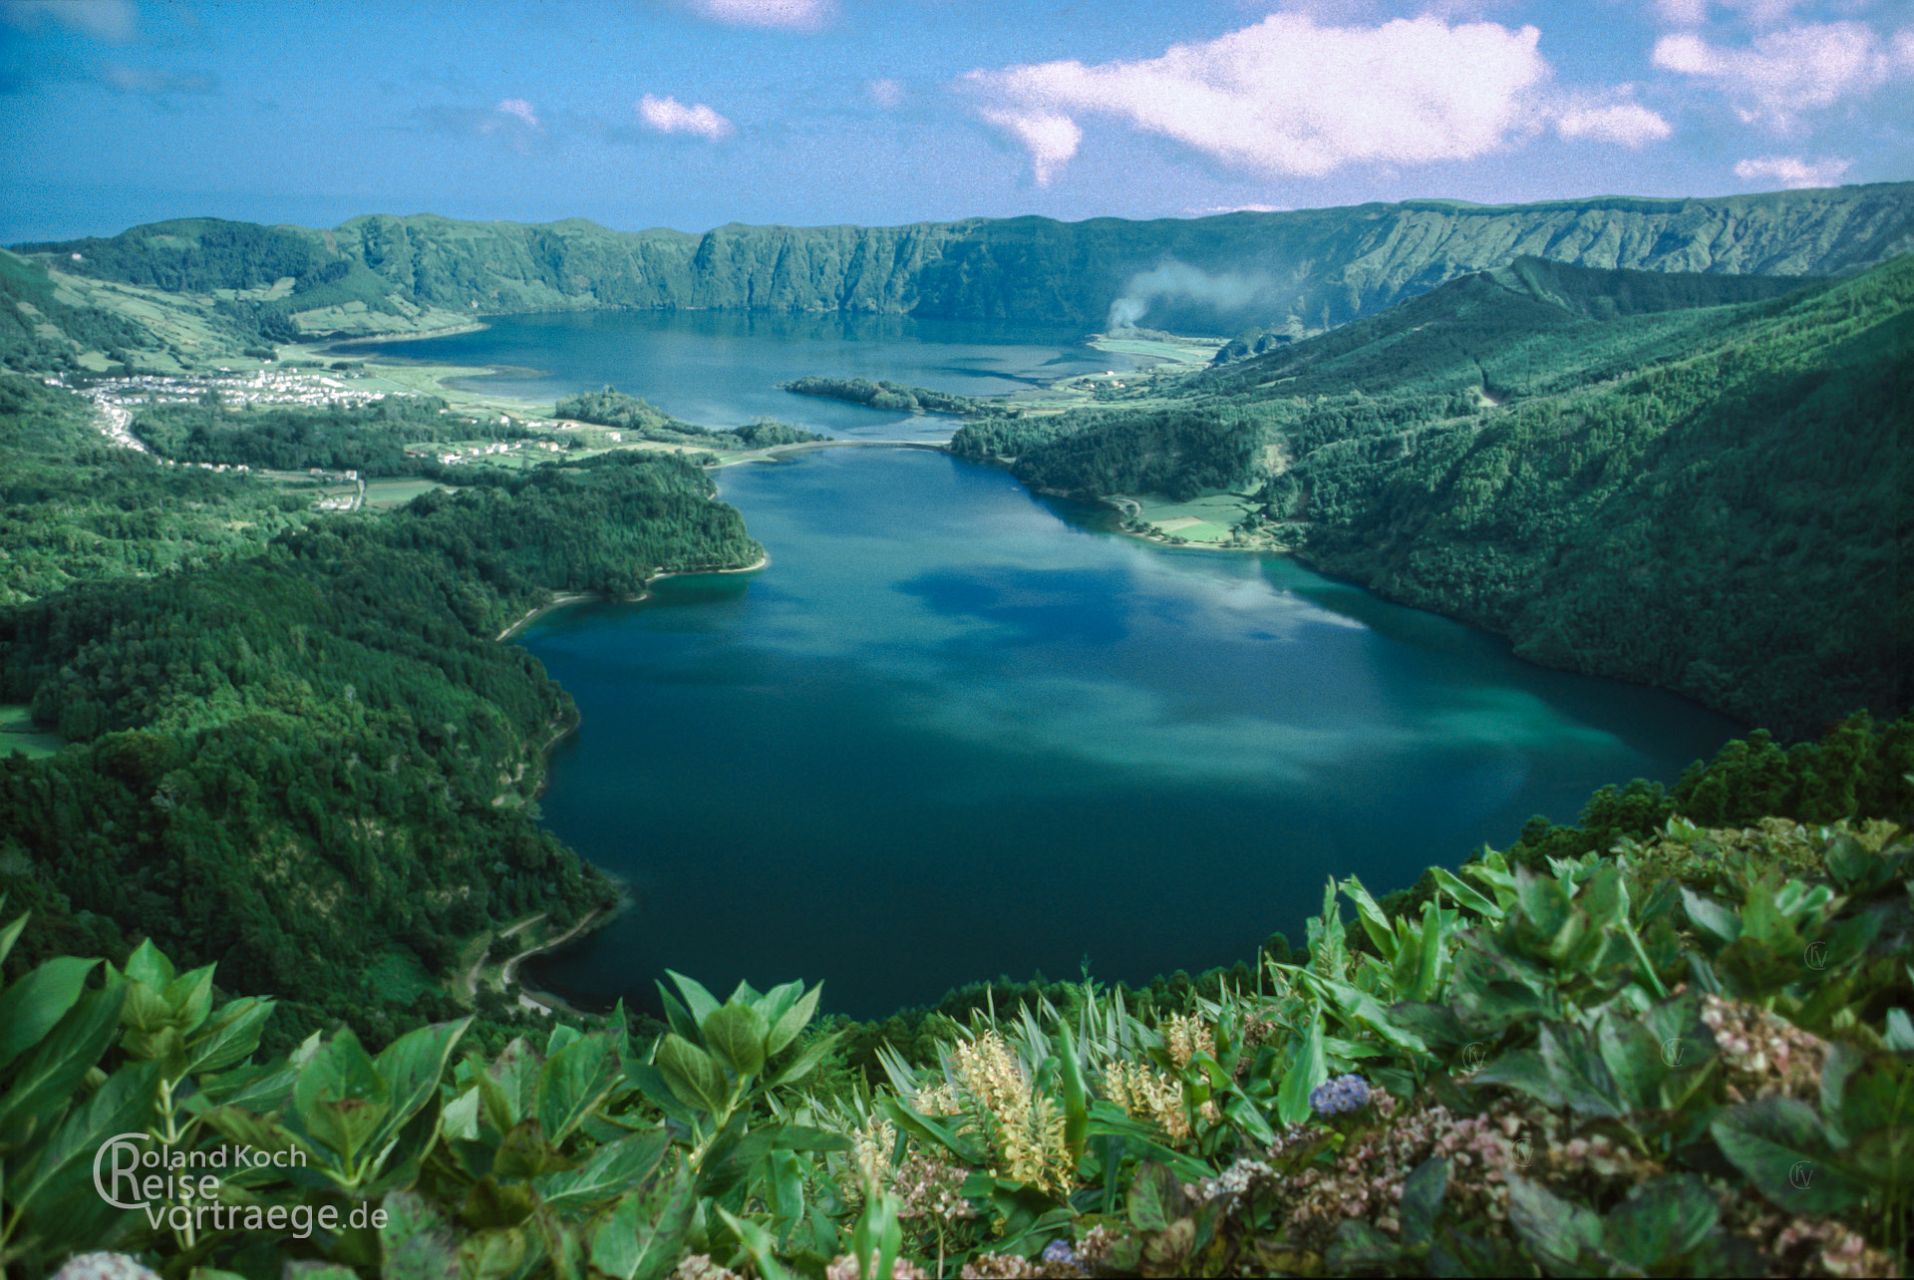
<box><xmin>1042</xmin><ymin>1239</ymin><xmax>1081</xmax><ymax>1268</ymax></box>
<box><xmin>1309</xmin><ymin>1073</ymin><xmax>1371</xmax><ymax>1116</ymax></box>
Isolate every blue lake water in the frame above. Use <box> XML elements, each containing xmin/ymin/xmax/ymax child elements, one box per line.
<box><xmin>357</xmin><ymin>310</ymin><xmax>1138</xmax><ymax>438</ymax></box>
<box><xmin>380</xmin><ymin>312</ymin><xmax>1740</xmax><ymax>1018</ymax></box>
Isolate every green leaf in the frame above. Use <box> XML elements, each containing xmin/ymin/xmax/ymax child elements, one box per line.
<box><xmin>1429</xmin><ymin>866</ymin><xmax>1502</xmax><ymax>919</ymax></box>
<box><xmin>1276</xmin><ymin>1012</ymin><xmax>1326</xmax><ymax>1127</ymax></box>
<box><xmin>291</xmin><ymin>1028</ymin><xmax>391</xmax><ymax>1169</ymax></box>
<box><xmin>718</xmin><ymin>1206</ymin><xmax>796</xmax><ymax>1280</ymax></box>
<box><xmin>624</xmin><ymin>1061</ymin><xmax>695</xmax><ymax>1124</ymax></box>
<box><xmin>0</xmin><ymin>908</ymin><xmax>26</xmax><ymax>970</ymax></box>
<box><xmin>1505</xmin><ymin>1174</ymin><xmax>1605</xmax><ymax>1272</ymax></box>
<box><xmin>379</xmin><ymin>1189</ymin><xmax>460</xmax><ymax>1280</ymax></box>
<box><xmin>851</xmin><ymin>1185</ymin><xmax>905</xmax><ymax>1280</ymax></box>
<box><xmin>1408</xmin><ymin>898</ymin><xmax>1447</xmax><ymax>1003</ymax></box>
<box><xmin>122</xmin><ymin>937</ymin><xmax>176</xmax><ymax>987</ymax></box>
<box><xmin>536</xmin><ymin>1033</ymin><xmax>620</xmax><ymax>1144</ymax></box>
<box><xmin>0</xmin><ymin>956</ymin><xmax>99</xmax><ymax>1071</ymax></box>
<box><xmin>764</xmin><ymin>1027</ymin><xmax>843</xmax><ymax>1089</ymax></box>
<box><xmin>1056</xmin><ymin>1023</ymin><xmax>1090</xmax><ymax>1165</ymax></box>
<box><xmin>655</xmin><ymin>987</ymin><xmax>700</xmax><ymax>1043</ymax></box>
<box><xmin>665</xmin><ymin>970</ymin><xmax>721</xmax><ymax>1026</ymax></box>
<box><xmin>10</xmin><ymin>1060</ymin><xmax>160</xmax><ymax>1241</ymax></box>
<box><xmin>1400</xmin><ymin>1156</ymin><xmax>1448</xmax><ymax>1248</ymax></box>
<box><xmin>590</xmin><ymin>1156</ymin><xmax>695</xmax><ymax>1280</ymax></box>
<box><xmin>1603</xmin><ymin>1176</ymin><xmax>1720</xmax><ymax>1271</ymax></box>
<box><xmin>766</xmin><ymin>983</ymin><xmax>820</xmax><ymax>1057</ymax></box>
<box><xmin>0</xmin><ymin>971</ymin><xmax>127</xmax><ymax>1144</ymax></box>
<box><xmin>653</xmin><ymin>1034</ymin><xmax>728</xmax><ymax>1113</ymax></box>
<box><xmin>1680</xmin><ymin>888</ymin><xmax>1742</xmax><ymax>944</ymax></box>
<box><xmin>185</xmin><ymin>996</ymin><xmax>274</xmax><ymax>1075</ymax></box>
<box><xmin>1127</xmin><ymin>1162</ymin><xmax>1181</xmax><ymax>1233</ymax></box>
<box><xmin>479</xmin><ymin>1037</ymin><xmax>540</xmax><ymax>1134</ymax></box>
<box><xmin>1711</xmin><ymin>1098</ymin><xmax>1867</xmax><ymax>1213</ymax></box>
<box><xmin>876</xmin><ymin>1094</ymin><xmax>987</xmax><ymax>1167</ymax></box>
<box><xmin>701</xmin><ymin>1002</ymin><xmax>769</xmax><ymax>1078</ymax></box>
<box><xmin>1594</xmin><ymin>1013</ymin><xmax>1668</xmax><ymax>1114</ymax></box>
<box><xmin>372</xmin><ymin>1018</ymin><xmax>468</xmax><ymax>1149</ymax></box>
<box><xmin>535</xmin><ymin>1129</ymin><xmax>670</xmax><ymax>1212</ymax></box>
<box><xmin>1538</xmin><ymin>1023</ymin><xmax>1625</xmax><ymax>1118</ymax></box>
<box><xmin>1340</xmin><ymin>876</ymin><xmax>1399</xmax><ymax>964</ymax></box>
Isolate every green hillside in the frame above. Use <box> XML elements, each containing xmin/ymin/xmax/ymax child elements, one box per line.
<box><xmin>952</xmin><ymin>256</ymin><xmax>1914</xmax><ymax>738</ymax></box>
<box><xmin>16</xmin><ymin>184</ymin><xmax>1914</xmax><ymax>342</ymax></box>
<box><xmin>0</xmin><ymin>378</ymin><xmax>764</xmax><ymax>1036</ymax></box>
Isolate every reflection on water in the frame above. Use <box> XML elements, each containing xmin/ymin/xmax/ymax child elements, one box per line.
<box><xmin>521</xmin><ymin>449</ymin><xmax>1739</xmax><ymax>1017</ymax></box>
<box><xmin>354</xmin><ymin>310</ymin><xmax>1134</xmax><ymax>437</ymax></box>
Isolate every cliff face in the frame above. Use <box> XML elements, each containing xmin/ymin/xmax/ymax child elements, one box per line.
<box><xmin>21</xmin><ymin>184</ymin><xmax>1914</xmax><ymax>337</ymax></box>
<box><xmin>336</xmin><ymin>186</ymin><xmax>1914</xmax><ymax>330</ymax></box>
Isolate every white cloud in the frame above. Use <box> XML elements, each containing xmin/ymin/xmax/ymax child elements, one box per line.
<box><xmin>867</xmin><ymin>78</ymin><xmax>905</xmax><ymax>109</ymax></box>
<box><xmin>1</xmin><ymin>0</ymin><xmax>135</xmax><ymax>41</ymax></box>
<box><xmin>1652</xmin><ymin>22</ymin><xmax>1907</xmax><ymax>127</ymax></box>
<box><xmin>1733</xmin><ymin>153</ymin><xmax>1852</xmax><ymax>187</ymax></box>
<box><xmin>977</xmin><ymin>108</ymin><xmax>1082</xmax><ymax>186</ymax></box>
<box><xmin>637</xmin><ymin>93</ymin><xmax>735</xmax><ymax>140</ymax></box>
<box><xmin>1552</xmin><ymin>94</ymin><xmax>1674</xmax><ymax>146</ymax></box>
<box><xmin>689</xmin><ymin>0</ymin><xmax>829</xmax><ymax>29</ymax></box>
<box><xmin>965</xmin><ymin>13</ymin><xmax>1553</xmax><ymax>183</ymax></box>
<box><xmin>495</xmin><ymin>98</ymin><xmax>539</xmax><ymax>129</ymax></box>
<box><xmin>1651</xmin><ymin>0</ymin><xmax>1814</xmax><ymax>27</ymax></box>
<box><xmin>1653</xmin><ymin>0</ymin><xmax>1710</xmax><ymax>24</ymax></box>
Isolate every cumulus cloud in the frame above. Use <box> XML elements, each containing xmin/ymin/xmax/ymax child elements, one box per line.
<box><xmin>964</xmin><ymin>14</ymin><xmax>1553</xmax><ymax>184</ymax></box>
<box><xmin>1652</xmin><ymin>21</ymin><xmax>1908</xmax><ymax>127</ymax></box>
<box><xmin>867</xmin><ymin>77</ymin><xmax>905</xmax><ymax>109</ymax></box>
<box><xmin>1733</xmin><ymin>153</ymin><xmax>1852</xmax><ymax>187</ymax></box>
<box><xmin>1</xmin><ymin>0</ymin><xmax>135</xmax><ymax>41</ymax></box>
<box><xmin>1552</xmin><ymin>91</ymin><xmax>1674</xmax><ymax>146</ymax></box>
<box><xmin>689</xmin><ymin>0</ymin><xmax>829</xmax><ymax>29</ymax></box>
<box><xmin>976</xmin><ymin>108</ymin><xmax>1082</xmax><ymax>185</ymax></box>
<box><xmin>637</xmin><ymin>93</ymin><xmax>734</xmax><ymax>140</ymax></box>
<box><xmin>98</xmin><ymin>64</ymin><xmax>218</xmax><ymax>97</ymax></box>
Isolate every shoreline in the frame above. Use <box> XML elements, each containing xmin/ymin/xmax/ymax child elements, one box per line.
<box><xmin>482</xmin><ymin>551</ymin><xmax>770</xmax><ymax>1015</ymax></box>
<box><xmin>502</xmin><ymin>905</ymin><xmax>615</xmax><ymax>1017</ymax></box>
<box><xmin>492</xmin><ymin>551</ymin><xmax>772</xmax><ymax>643</ymax></box>
<box><xmin>320</xmin><ymin>320</ymin><xmax>491</xmax><ymax>349</ymax></box>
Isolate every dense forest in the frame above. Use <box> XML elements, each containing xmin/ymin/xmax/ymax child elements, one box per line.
<box><xmin>953</xmin><ymin>256</ymin><xmax>1914</xmax><ymax>737</ymax></box>
<box><xmin>0</xmin><ymin>377</ymin><xmax>763</xmax><ymax>1037</ymax></box>
<box><xmin>556</xmin><ymin>385</ymin><xmax>823</xmax><ymax>449</ymax></box>
<box><xmin>0</xmin><ymin>377</ymin><xmax>316</xmax><ymax>603</ymax></box>
<box><xmin>127</xmin><ymin>393</ymin><xmax>515</xmax><ymax>473</ymax></box>
<box><xmin>781</xmin><ymin>376</ymin><xmax>997</xmax><ymax>416</ymax></box>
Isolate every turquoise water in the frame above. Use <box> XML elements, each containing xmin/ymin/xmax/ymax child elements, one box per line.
<box><xmin>516</xmin><ymin>448</ymin><xmax>1738</xmax><ymax>1018</ymax></box>
<box><xmin>356</xmin><ymin>310</ymin><xmax>1136</xmax><ymax>438</ymax></box>
<box><xmin>377</xmin><ymin>310</ymin><xmax>1739</xmax><ymax>1017</ymax></box>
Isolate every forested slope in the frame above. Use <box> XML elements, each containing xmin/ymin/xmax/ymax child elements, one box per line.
<box><xmin>954</xmin><ymin>257</ymin><xmax>1914</xmax><ymax>737</ymax></box>
<box><xmin>0</xmin><ymin>378</ymin><xmax>763</xmax><ymax>1036</ymax></box>
<box><xmin>16</xmin><ymin>183</ymin><xmax>1914</xmax><ymax>340</ymax></box>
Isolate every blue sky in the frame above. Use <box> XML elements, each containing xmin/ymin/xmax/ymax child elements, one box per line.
<box><xmin>1</xmin><ymin>0</ymin><xmax>1909</xmax><ymax>241</ymax></box>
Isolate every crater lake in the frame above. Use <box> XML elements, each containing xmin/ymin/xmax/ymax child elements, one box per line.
<box><xmin>373</xmin><ymin>311</ymin><xmax>1740</xmax><ymax>1018</ymax></box>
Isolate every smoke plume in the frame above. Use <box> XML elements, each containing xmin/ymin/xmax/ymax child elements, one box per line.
<box><xmin>1106</xmin><ymin>261</ymin><xmax>1272</xmax><ymax>331</ymax></box>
